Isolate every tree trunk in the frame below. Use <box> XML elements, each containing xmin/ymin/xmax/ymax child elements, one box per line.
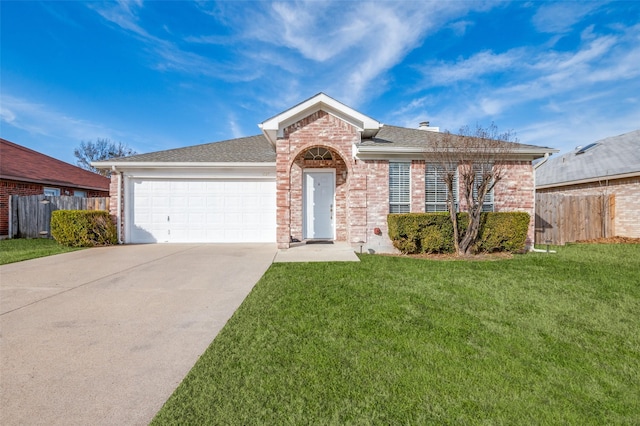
<box><xmin>458</xmin><ymin>207</ymin><xmax>482</xmax><ymax>255</ymax></box>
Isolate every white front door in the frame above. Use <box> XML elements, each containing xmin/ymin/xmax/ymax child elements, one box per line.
<box><xmin>304</xmin><ymin>170</ymin><xmax>335</xmax><ymax>240</ymax></box>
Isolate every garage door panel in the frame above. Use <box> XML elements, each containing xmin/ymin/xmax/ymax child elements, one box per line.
<box><xmin>130</xmin><ymin>178</ymin><xmax>275</xmax><ymax>243</ymax></box>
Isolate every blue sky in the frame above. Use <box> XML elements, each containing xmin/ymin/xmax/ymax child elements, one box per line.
<box><xmin>1</xmin><ymin>1</ymin><xmax>639</xmax><ymax>165</ymax></box>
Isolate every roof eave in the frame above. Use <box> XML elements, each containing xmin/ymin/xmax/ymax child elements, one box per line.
<box><xmin>355</xmin><ymin>146</ymin><xmax>558</xmax><ymax>161</ymax></box>
<box><xmin>536</xmin><ymin>170</ymin><xmax>640</xmax><ymax>189</ymax></box>
<box><xmin>91</xmin><ymin>161</ymin><xmax>276</xmax><ymax>170</ymax></box>
<box><xmin>0</xmin><ymin>174</ymin><xmax>109</xmax><ymax>191</ymax></box>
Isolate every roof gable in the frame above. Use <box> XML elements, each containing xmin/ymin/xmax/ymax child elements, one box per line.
<box><xmin>258</xmin><ymin>93</ymin><xmax>382</xmax><ymax>145</ymax></box>
<box><xmin>0</xmin><ymin>138</ymin><xmax>110</xmax><ymax>191</ymax></box>
<box><xmin>536</xmin><ymin>129</ymin><xmax>640</xmax><ymax>187</ymax></box>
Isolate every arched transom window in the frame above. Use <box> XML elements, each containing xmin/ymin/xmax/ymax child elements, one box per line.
<box><xmin>304</xmin><ymin>147</ymin><xmax>333</xmax><ymax>160</ymax></box>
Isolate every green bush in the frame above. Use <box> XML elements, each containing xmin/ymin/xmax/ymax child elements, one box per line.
<box><xmin>388</xmin><ymin>213</ymin><xmax>464</xmax><ymax>254</ymax></box>
<box><xmin>50</xmin><ymin>210</ymin><xmax>117</xmax><ymax>247</ymax></box>
<box><xmin>476</xmin><ymin>212</ymin><xmax>530</xmax><ymax>253</ymax></box>
<box><xmin>388</xmin><ymin>212</ymin><xmax>529</xmax><ymax>254</ymax></box>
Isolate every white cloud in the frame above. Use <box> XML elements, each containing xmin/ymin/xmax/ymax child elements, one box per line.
<box><xmin>189</xmin><ymin>1</ymin><xmax>499</xmax><ymax>107</ymax></box>
<box><xmin>89</xmin><ymin>2</ymin><xmax>261</xmax><ymax>82</ymax></box>
<box><xmin>405</xmin><ymin>22</ymin><xmax>640</xmax><ymax>129</ymax></box>
<box><xmin>519</xmin><ymin>102</ymin><xmax>640</xmax><ymax>155</ymax></box>
<box><xmin>448</xmin><ymin>20</ymin><xmax>473</xmax><ymax>37</ymax></box>
<box><xmin>532</xmin><ymin>2</ymin><xmax>601</xmax><ymax>33</ymax></box>
<box><xmin>420</xmin><ymin>49</ymin><xmax>523</xmax><ymax>87</ymax></box>
<box><xmin>228</xmin><ymin>115</ymin><xmax>243</xmax><ymax>139</ymax></box>
<box><xmin>0</xmin><ymin>94</ymin><xmax>119</xmax><ymax>142</ymax></box>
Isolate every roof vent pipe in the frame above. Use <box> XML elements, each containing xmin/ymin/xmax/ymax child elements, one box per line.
<box><xmin>418</xmin><ymin>121</ymin><xmax>440</xmax><ymax>132</ymax></box>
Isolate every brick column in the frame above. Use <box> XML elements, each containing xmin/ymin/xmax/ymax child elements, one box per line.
<box><xmin>276</xmin><ymin>138</ymin><xmax>291</xmax><ymax>249</ymax></box>
<box><xmin>411</xmin><ymin>160</ymin><xmax>426</xmax><ymax>212</ymax></box>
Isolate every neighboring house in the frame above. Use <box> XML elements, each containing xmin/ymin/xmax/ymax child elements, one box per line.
<box><xmin>536</xmin><ymin>129</ymin><xmax>640</xmax><ymax>239</ymax></box>
<box><xmin>0</xmin><ymin>138</ymin><xmax>111</xmax><ymax>236</ymax></box>
<box><xmin>94</xmin><ymin>93</ymin><xmax>555</xmax><ymax>252</ymax></box>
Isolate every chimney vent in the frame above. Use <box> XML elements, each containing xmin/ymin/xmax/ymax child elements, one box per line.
<box><xmin>418</xmin><ymin>121</ymin><xmax>440</xmax><ymax>132</ymax></box>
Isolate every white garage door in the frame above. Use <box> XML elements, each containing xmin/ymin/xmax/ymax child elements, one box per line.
<box><xmin>128</xmin><ymin>179</ymin><xmax>276</xmax><ymax>243</ymax></box>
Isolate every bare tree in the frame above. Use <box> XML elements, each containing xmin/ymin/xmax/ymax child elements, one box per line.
<box><xmin>427</xmin><ymin>123</ymin><xmax>517</xmax><ymax>256</ymax></box>
<box><xmin>74</xmin><ymin>138</ymin><xmax>136</xmax><ymax>176</ymax></box>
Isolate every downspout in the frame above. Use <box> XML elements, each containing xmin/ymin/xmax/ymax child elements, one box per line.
<box><xmin>533</xmin><ymin>152</ymin><xmax>549</xmax><ymax>170</ymax></box>
<box><xmin>531</xmin><ymin>153</ymin><xmax>550</xmax><ymax>251</ymax></box>
<box><xmin>112</xmin><ymin>166</ymin><xmax>123</xmax><ymax>244</ymax></box>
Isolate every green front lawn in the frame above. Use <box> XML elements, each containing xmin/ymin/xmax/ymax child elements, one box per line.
<box><xmin>0</xmin><ymin>238</ymin><xmax>82</xmax><ymax>265</ymax></box>
<box><xmin>153</xmin><ymin>244</ymin><xmax>640</xmax><ymax>425</ymax></box>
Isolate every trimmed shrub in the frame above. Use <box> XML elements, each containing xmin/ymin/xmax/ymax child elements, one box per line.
<box><xmin>476</xmin><ymin>212</ymin><xmax>530</xmax><ymax>253</ymax></box>
<box><xmin>388</xmin><ymin>213</ymin><xmax>465</xmax><ymax>254</ymax></box>
<box><xmin>51</xmin><ymin>210</ymin><xmax>117</xmax><ymax>247</ymax></box>
<box><xmin>388</xmin><ymin>212</ymin><xmax>529</xmax><ymax>254</ymax></box>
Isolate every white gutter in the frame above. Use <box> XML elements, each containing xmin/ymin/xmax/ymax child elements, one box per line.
<box><xmin>533</xmin><ymin>152</ymin><xmax>550</xmax><ymax>170</ymax></box>
<box><xmin>355</xmin><ymin>146</ymin><xmax>558</xmax><ymax>156</ymax></box>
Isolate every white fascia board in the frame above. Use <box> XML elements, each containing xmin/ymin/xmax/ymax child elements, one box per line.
<box><xmin>355</xmin><ymin>146</ymin><xmax>558</xmax><ymax>161</ymax></box>
<box><xmin>92</xmin><ymin>161</ymin><xmax>275</xmax><ymax>169</ymax></box>
<box><xmin>259</xmin><ymin>93</ymin><xmax>381</xmax><ymax>144</ymax></box>
<box><xmin>93</xmin><ymin>162</ymin><xmax>276</xmax><ymax>180</ymax></box>
<box><xmin>119</xmin><ymin>164</ymin><xmax>276</xmax><ymax>180</ymax></box>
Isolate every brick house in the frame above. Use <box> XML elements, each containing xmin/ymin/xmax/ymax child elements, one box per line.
<box><xmin>94</xmin><ymin>93</ymin><xmax>555</xmax><ymax>252</ymax></box>
<box><xmin>536</xmin><ymin>129</ymin><xmax>640</xmax><ymax>238</ymax></box>
<box><xmin>0</xmin><ymin>138</ymin><xmax>110</xmax><ymax>237</ymax></box>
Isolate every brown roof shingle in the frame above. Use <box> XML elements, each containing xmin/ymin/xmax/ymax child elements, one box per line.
<box><xmin>362</xmin><ymin>125</ymin><xmax>552</xmax><ymax>151</ymax></box>
<box><xmin>111</xmin><ymin>135</ymin><xmax>276</xmax><ymax>163</ymax></box>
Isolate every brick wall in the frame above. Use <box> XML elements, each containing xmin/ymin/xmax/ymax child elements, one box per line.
<box><xmin>361</xmin><ymin>160</ymin><xmax>536</xmax><ymax>252</ymax></box>
<box><xmin>275</xmin><ymin>111</ymin><xmax>538</xmax><ymax>251</ymax></box>
<box><xmin>108</xmin><ymin>173</ymin><xmax>124</xmax><ymax>241</ymax></box>
<box><xmin>411</xmin><ymin>161</ymin><xmax>426</xmax><ymax>213</ymax></box>
<box><xmin>537</xmin><ymin>176</ymin><xmax>640</xmax><ymax>238</ymax></box>
<box><xmin>363</xmin><ymin>160</ymin><xmax>393</xmax><ymax>252</ymax></box>
<box><xmin>494</xmin><ymin>161</ymin><xmax>536</xmax><ymax>247</ymax></box>
<box><xmin>0</xmin><ymin>180</ymin><xmax>42</xmax><ymax>235</ymax></box>
<box><xmin>1</xmin><ymin>179</ymin><xmax>108</xmax><ymax>236</ymax></box>
<box><xmin>276</xmin><ymin>110</ymin><xmax>360</xmax><ymax>248</ymax></box>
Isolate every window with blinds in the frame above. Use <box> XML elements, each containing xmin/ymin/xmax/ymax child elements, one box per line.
<box><xmin>425</xmin><ymin>164</ymin><xmax>457</xmax><ymax>212</ymax></box>
<box><xmin>389</xmin><ymin>162</ymin><xmax>410</xmax><ymax>213</ymax></box>
<box><xmin>473</xmin><ymin>168</ymin><xmax>494</xmax><ymax>212</ymax></box>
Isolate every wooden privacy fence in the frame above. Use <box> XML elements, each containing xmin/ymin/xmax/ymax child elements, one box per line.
<box><xmin>9</xmin><ymin>195</ymin><xmax>110</xmax><ymax>239</ymax></box>
<box><xmin>535</xmin><ymin>193</ymin><xmax>615</xmax><ymax>245</ymax></box>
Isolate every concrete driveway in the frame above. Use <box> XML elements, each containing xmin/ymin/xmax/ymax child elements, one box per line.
<box><xmin>0</xmin><ymin>243</ymin><xmax>276</xmax><ymax>425</ymax></box>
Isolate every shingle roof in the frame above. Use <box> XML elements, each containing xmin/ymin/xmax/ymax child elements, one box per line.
<box><xmin>103</xmin><ymin>124</ymin><xmax>555</xmax><ymax>166</ymax></box>
<box><xmin>0</xmin><ymin>138</ymin><xmax>110</xmax><ymax>191</ymax></box>
<box><xmin>362</xmin><ymin>125</ymin><xmax>552</xmax><ymax>151</ymax></box>
<box><xmin>536</xmin><ymin>129</ymin><xmax>640</xmax><ymax>187</ymax></box>
<box><xmin>112</xmin><ymin>135</ymin><xmax>275</xmax><ymax>163</ymax></box>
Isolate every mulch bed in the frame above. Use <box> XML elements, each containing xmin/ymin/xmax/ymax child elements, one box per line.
<box><xmin>574</xmin><ymin>236</ymin><xmax>640</xmax><ymax>244</ymax></box>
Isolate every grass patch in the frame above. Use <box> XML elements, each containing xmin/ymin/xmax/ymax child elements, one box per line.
<box><xmin>0</xmin><ymin>238</ymin><xmax>83</xmax><ymax>265</ymax></box>
<box><xmin>153</xmin><ymin>244</ymin><xmax>640</xmax><ymax>425</ymax></box>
